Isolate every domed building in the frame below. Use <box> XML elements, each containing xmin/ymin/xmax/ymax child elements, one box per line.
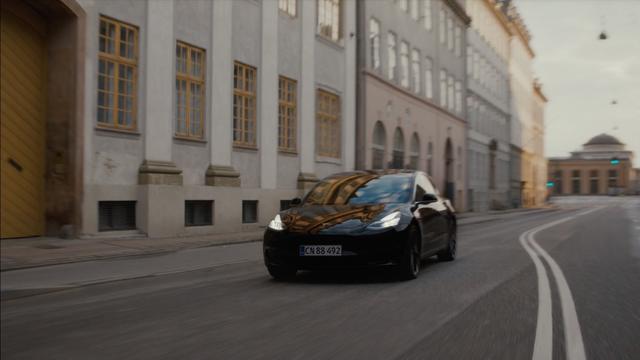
<box><xmin>548</xmin><ymin>134</ymin><xmax>637</xmax><ymax>196</ymax></box>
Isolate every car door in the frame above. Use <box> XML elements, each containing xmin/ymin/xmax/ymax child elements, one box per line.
<box><xmin>413</xmin><ymin>174</ymin><xmax>441</xmax><ymax>254</ymax></box>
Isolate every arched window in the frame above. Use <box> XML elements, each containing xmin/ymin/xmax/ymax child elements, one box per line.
<box><xmin>409</xmin><ymin>133</ymin><xmax>420</xmax><ymax>170</ymax></box>
<box><xmin>427</xmin><ymin>141</ymin><xmax>433</xmax><ymax>175</ymax></box>
<box><xmin>372</xmin><ymin>121</ymin><xmax>386</xmax><ymax>169</ymax></box>
<box><xmin>392</xmin><ymin>127</ymin><xmax>405</xmax><ymax>169</ymax></box>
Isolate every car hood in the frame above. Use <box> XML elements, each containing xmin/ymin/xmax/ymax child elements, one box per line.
<box><xmin>280</xmin><ymin>203</ymin><xmax>403</xmax><ymax>235</ymax></box>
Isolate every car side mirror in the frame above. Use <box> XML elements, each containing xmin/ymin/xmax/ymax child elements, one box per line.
<box><xmin>290</xmin><ymin>197</ymin><xmax>302</xmax><ymax>207</ymax></box>
<box><xmin>420</xmin><ymin>193</ymin><xmax>438</xmax><ymax>204</ymax></box>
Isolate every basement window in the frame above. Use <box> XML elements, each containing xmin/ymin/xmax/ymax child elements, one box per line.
<box><xmin>185</xmin><ymin>200</ymin><xmax>214</xmax><ymax>226</ymax></box>
<box><xmin>98</xmin><ymin>201</ymin><xmax>136</xmax><ymax>231</ymax></box>
<box><xmin>242</xmin><ymin>200</ymin><xmax>258</xmax><ymax>224</ymax></box>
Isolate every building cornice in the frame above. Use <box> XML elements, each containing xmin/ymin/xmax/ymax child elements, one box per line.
<box><xmin>483</xmin><ymin>0</ymin><xmax>512</xmax><ymax>35</ymax></box>
<box><xmin>362</xmin><ymin>69</ymin><xmax>467</xmax><ymax>126</ymax></box>
<box><xmin>533</xmin><ymin>81</ymin><xmax>548</xmax><ymax>102</ymax></box>
<box><xmin>511</xmin><ymin>22</ymin><xmax>535</xmax><ymax>58</ymax></box>
<box><xmin>444</xmin><ymin>0</ymin><xmax>471</xmax><ymax>25</ymax></box>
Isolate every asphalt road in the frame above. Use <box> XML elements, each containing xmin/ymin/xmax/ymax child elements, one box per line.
<box><xmin>2</xmin><ymin>197</ymin><xmax>639</xmax><ymax>360</ymax></box>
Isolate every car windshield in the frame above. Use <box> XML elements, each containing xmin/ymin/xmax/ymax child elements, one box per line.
<box><xmin>303</xmin><ymin>173</ymin><xmax>414</xmax><ymax>205</ymax></box>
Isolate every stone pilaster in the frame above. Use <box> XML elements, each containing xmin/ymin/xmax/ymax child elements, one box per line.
<box><xmin>138</xmin><ymin>160</ymin><xmax>182</xmax><ymax>185</ymax></box>
<box><xmin>205</xmin><ymin>165</ymin><xmax>241</xmax><ymax>187</ymax></box>
<box><xmin>259</xmin><ymin>0</ymin><xmax>278</xmax><ymax>189</ymax></box>
<box><xmin>299</xmin><ymin>0</ymin><xmax>318</xmax><ymax>182</ymax></box>
<box><xmin>297</xmin><ymin>172</ymin><xmax>319</xmax><ymax>190</ymax></box>
<box><xmin>206</xmin><ymin>0</ymin><xmax>240</xmax><ymax>186</ymax></box>
<box><xmin>139</xmin><ymin>0</ymin><xmax>181</xmax><ymax>185</ymax></box>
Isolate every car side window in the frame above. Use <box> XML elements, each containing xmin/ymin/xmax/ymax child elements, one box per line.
<box><xmin>415</xmin><ymin>184</ymin><xmax>426</xmax><ymax>202</ymax></box>
<box><xmin>414</xmin><ymin>174</ymin><xmax>434</xmax><ymax>201</ymax></box>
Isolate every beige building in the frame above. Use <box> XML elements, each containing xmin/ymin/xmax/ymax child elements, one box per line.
<box><xmin>531</xmin><ymin>81</ymin><xmax>547</xmax><ymax>205</ymax></box>
<box><xmin>548</xmin><ymin>134</ymin><xmax>636</xmax><ymax>196</ymax></box>
<box><xmin>501</xmin><ymin>2</ymin><xmax>546</xmax><ymax>207</ymax></box>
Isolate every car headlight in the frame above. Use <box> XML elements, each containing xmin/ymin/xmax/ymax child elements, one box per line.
<box><xmin>268</xmin><ymin>214</ymin><xmax>285</xmax><ymax>231</ymax></box>
<box><xmin>367</xmin><ymin>211</ymin><xmax>401</xmax><ymax>230</ymax></box>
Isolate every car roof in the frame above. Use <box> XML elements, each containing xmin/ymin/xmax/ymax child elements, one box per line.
<box><xmin>321</xmin><ymin>170</ymin><xmax>424</xmax><ymax>180</ymax></box>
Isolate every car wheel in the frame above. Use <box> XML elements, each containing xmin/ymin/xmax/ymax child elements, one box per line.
<box><xmin>437</xmin><ymin>230</ymin><xmax>456</xmax><ymax>261</ymax></box>
<box><xmin>399</xmin><ymin>226</ymin><xmax>421</xmax><ymax>280</ymax></box>
<box><xmin>267</xmin><ymin>265</ymin><xmax>297</xmax><ymax>280</ymax></box>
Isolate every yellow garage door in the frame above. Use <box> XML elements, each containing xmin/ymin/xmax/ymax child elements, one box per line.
<box><xmin>0</xmin><ymin>7</ymin><xmax>46</xmax><ymax>238</ymax></box>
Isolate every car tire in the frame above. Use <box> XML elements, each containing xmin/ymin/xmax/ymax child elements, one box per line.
<box><xmin>267</xmin><ymin>265</ymin><xmax>297</xmax><ymax>280</ymax></box>
<box><xmin>398</xmin><ymin>226</ymin><xmax>421</xmax><ymax>280</ymax></box>
<box><xmin>437</xmin><ymin>230</ymin><xmax>456</xmax><ymax>261</ymax></box>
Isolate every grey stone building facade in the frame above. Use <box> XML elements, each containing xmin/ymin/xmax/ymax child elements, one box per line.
<box><xmin>65</xmin><ymin>0</ymin><xmax>356</xmax><ymax>238</ymax></box>
<box><xmin>463</xmin><ymin>0</ymin><xmax>511</xmax><ymax>211</ymax></box>
<box><xmin>356</xmin><ymin>0</ymin><xmax>470</xmax><ymax>211</ymax></box>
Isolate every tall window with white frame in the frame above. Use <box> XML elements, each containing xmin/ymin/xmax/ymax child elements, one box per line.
<box><xmin>455</xmin><ymin>80</ymin><xmax>462</xmax><ymax>115</ymax></box>
<box><xmin>454</xmin><ymin>25</ymin><xmax>461</xmax><ymax>57</ymax></box>
<box><xmin>466</xmin><ymin>47</ymin><xmax>472</xmax><ymax>75</ymax></box>
<box><xmin>278</xmin><ymin>76</ymin><xmax>297</xmax><ymax>152</ymax></box>
<box><xmin>387</xmin><ymin>32</ymin><xmax>397</xmax><ymax>80</ymax></box>
<box><xmin>175</xmin><ymin>42</ymin><xmax>205</xmax><ymax>139</ymax></box>
<box><xmin>369</xmin><ymin>18</ymin><xmax>380</xmax><ymax>71</ymax></box>
<box><xmin>447</xmin><ymin>75</ymin><xmax>454</xmax><ymax>112</ymax></box>
<box><xmin>424</xmin><ymin>57</ymin><xmax>433</xmax><ymax>99</ymax></box>
<box><xmin>279</xmin><ymin>0</ymin><xmax>296</xmax><ymax>17</ymax></box>
<box><xmin>440</xmin><ymin>69</ymin><xmax>447</xmax><ymax>108</ymax></box>
<box><xmin>97</xmin><ymin>16</ymin><xmax>138</xmax><ymax>130</ymax></box>
<box><xmin>398</xmin><ymin>0</ymin><xmax>408</xmax><ymax>13</ymax></box>
<box><xmin>473</xmin><ymin>52</ymin><xmax>479</xmax><ymax>80</ymax></box>
<box><xmin>423</xmin><ymin>0</ymin><xmax>431</xmax><ymax>30</ymax></box>
<box><xmin>411</xmin><ymin>49</ymin><xmax>421</xmax><ymax>94</ymax></box>
<box><xmin>447</xmin><ymin>15</ymin><xmax>453</xmax><ymax>51</ymax></box>
<box><xmin>317</xmin><ymin>0</ymin><xmax>341</xmax><ymax>42</ymax></box>
<box><xmin>439</xmin><ymin>8</ymin><xmax>445</xmax><ymax>44</ymax></box>
<box><xmin>410</xmin><ymin>0</ymin><xmax>419</xmax><ymax>20</ymax></box>
<box><xmin>400</xmin><ymin>41</ymin><xmax>410</xmax><ymax>88</ymax></box>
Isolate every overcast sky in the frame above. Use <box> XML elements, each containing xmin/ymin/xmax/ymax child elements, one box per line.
<box><xmin>516</xmin><ymin>0</ymin><xmax>640</xmax><ymax>166</ymax></box>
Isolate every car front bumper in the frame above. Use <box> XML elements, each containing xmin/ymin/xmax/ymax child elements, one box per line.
<box><xmin>263</xmin><ymin>227</ymin><xmax>409</xmax><ymax>270</ymax></box>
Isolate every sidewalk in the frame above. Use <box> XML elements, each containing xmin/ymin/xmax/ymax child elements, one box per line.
<box><xmin>1</xmin><ymin>206</ymin><xmax>553</xmax><ymax>273</ymax></box>
<box><xmin>1</xmin><ymin>230</ymin><xmax>264</xmax><ymax>272</ymax></box>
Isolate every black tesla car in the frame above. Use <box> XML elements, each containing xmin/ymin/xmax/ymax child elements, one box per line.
<box><xmin>263</xmin><ymin>170</ymin><xmax>457</xmax><ymax>280</ymax></box>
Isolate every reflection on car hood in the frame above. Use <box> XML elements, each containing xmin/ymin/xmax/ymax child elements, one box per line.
<box><xmin>281</xmin><ymin>204</ymin><xmax>397</xmax><ymax>234</ymax></box>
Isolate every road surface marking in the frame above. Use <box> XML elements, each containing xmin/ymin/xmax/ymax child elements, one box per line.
<box><xmin>521</xmin><ymin>207</ymin><xmax>602</xmax><ymax>360</ymax></box>
<box><xmin>519</xmin><ymin>228</ymin><xmax>553</xmax><ymax>360</ymax></box>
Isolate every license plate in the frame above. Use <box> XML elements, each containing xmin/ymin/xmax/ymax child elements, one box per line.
<box><xmin>299</xmin><ymin>245</ymin><xmax>342</xmax><ymax>256</ymax></box>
